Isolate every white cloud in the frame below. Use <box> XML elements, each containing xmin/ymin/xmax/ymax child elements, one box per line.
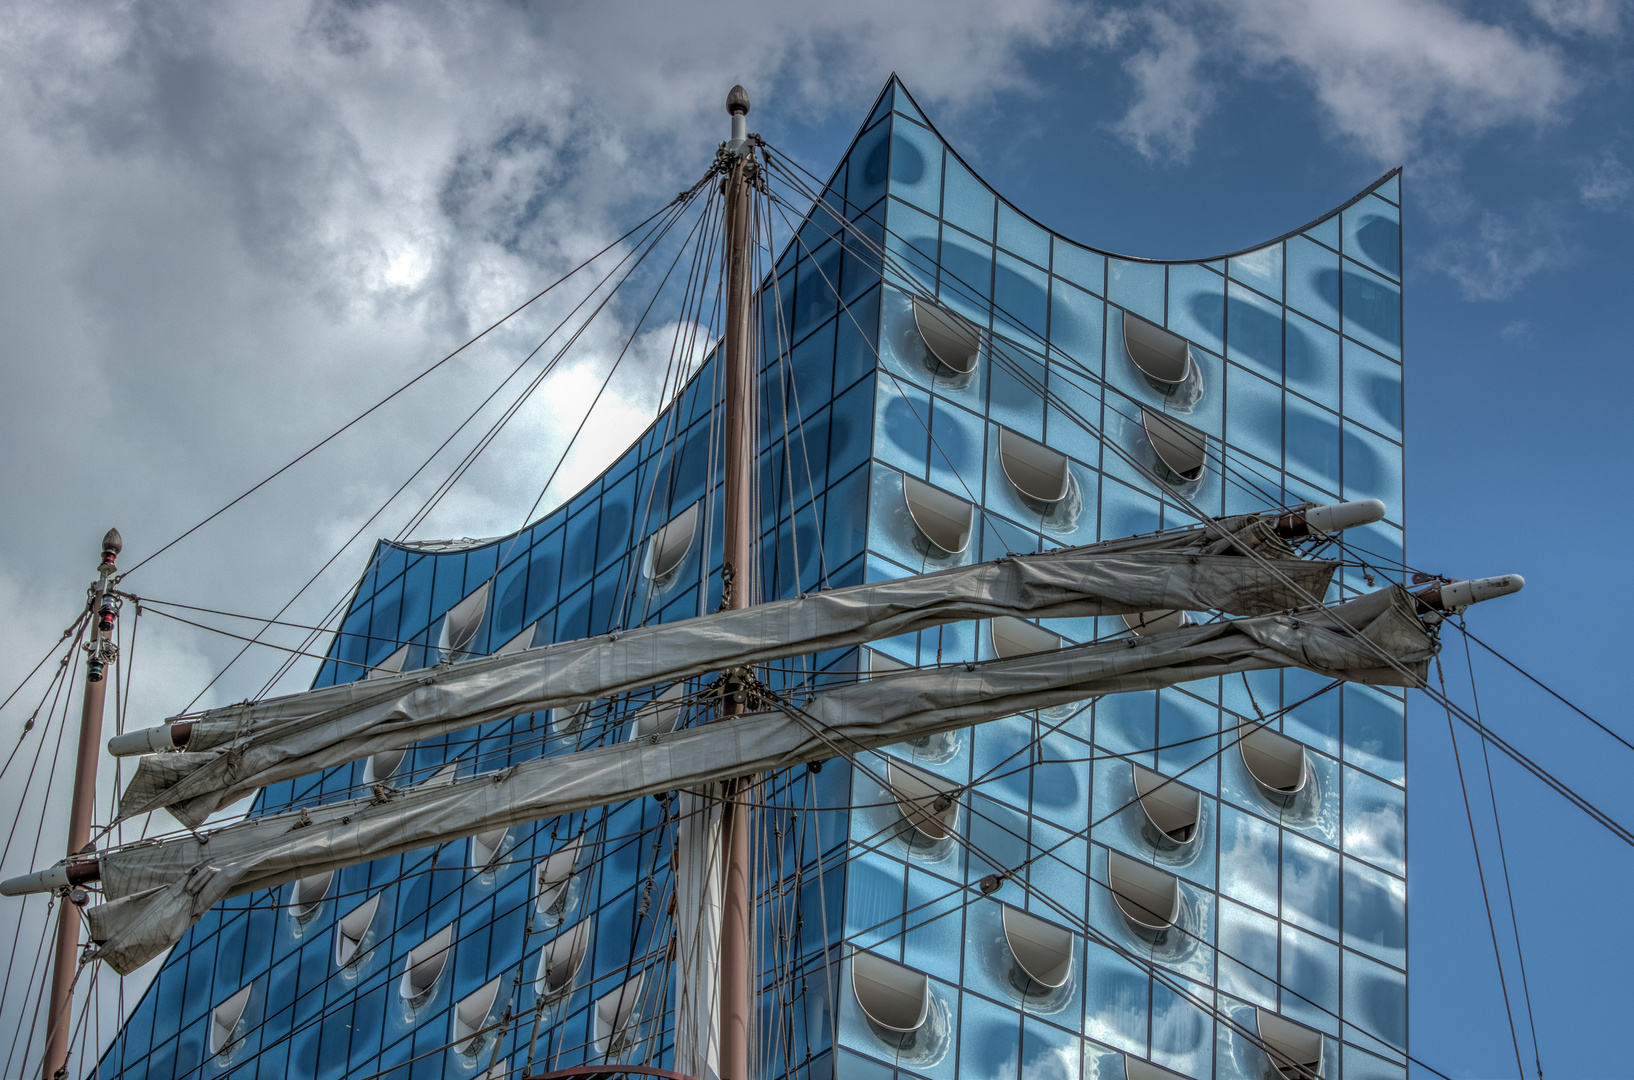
<box><xmin>1526</xmin><ymin>0</ymin><xmax>1624</xmax><ymax>35</ymax></box>
<box><xmin>1105</xmin><ymin>0</ymin><xmax>1576</xmax><ymax>165</ymax></box>
<box><xmin>1425</xmin><ymin>208</ymin><xmax>1575</xmax><ymax>301</ymax></box>
<box><xmin>0</xmin><ymin>2</ymin><xmax>1081</xmax><ymax>1070</ymax></box>
<box><xmin>1111</xmin><ymin>11</ymin><xmax>1216</xmax><ymax>161</ymax></box>
<box><xmin>1580</xmin><ymin>148</ymin><xmax>1634</xmax><ymax>209</ymax></box>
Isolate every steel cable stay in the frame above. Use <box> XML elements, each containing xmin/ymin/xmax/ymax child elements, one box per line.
<box><xmin>242</xmin><ymin>184</ymin><xmax>716</xmax><ymax>706</ymax></box>
<box><xmin>1458</xmin><ymin>631</ymin><xmax>1545</xmax><ymax>1080</ymax></box>
<box><xmin>752</xmin><ymin>685</ymin><xmax>1452</xmax><ymax>1080</ymax></box>
<box><xmin>116</xmin><ymin>193</ymin><xmax>705</xmax><ymax>585</ymax></box>
<box><xmin>178</xmin><ymin>189</ymin><xmax>708</xmax><ymax>716</ymax></box>
<box><xmin>753</xmin><ymin>152</ymin><xmax>1633</xmax><ymax>863</ymax></box>
<box><xmin>755</xmin><ymin>166</ymin><xmax>1307</xmax><ymax>534</ymax></box>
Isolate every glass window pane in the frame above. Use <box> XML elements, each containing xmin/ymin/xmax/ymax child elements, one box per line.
<box><xmin>1280</xmin><ymin>925</ymin><xmax>1339</xmax><ymax>1032</ymax></box>
<box><xmin>1225</xmin><ymin>281</ymin><xmax>1282</xmax><ymax>379</ymax></box>
<box><xmin>1285</xmin><ymin>236</ymin><xmax>1340</xmax><ymax>329</ymax></box>
<box><xmin>1108</xmin><ymin>260</ymin><xmax>1165</xmax><ymax>326</ymax></box>
<box><xmin>942</xmin><ymin>154</ymin><xmax>995</xmax><ymax>240</ymax></box>
<box><xmin>1344</xmin><ymin>767</ymin><xmax>1405</xmax><ymax>876</ymax></box>
<box><xmin>1342</xmin><ymin>685</ymin><xmax>1405</xmax><ymax>784</ymax></box>
<box><xmin>1218</xmin><ymin>805</ymin><xmax>1279</xmax><ymax>914</ymax></box>
<box><xmin>1343</xmin><ymin>261</ymin><xmax>1402</xmax><ymax>359</ymax></box>
<box><xmin>1053</xmin><ymin>243</ymin><xmax>1105</xmax><ymax>297</ymax></box>
<box><xmin>1167</xmin><ymin>263</ymin><xmax>1225</xmax><ymax>356</ymax></box>
<box><xmin>1343</xmin><ymin>195</ymin><xmax>1400</xmax><ymax>280</ymax></box>
<box><xmin>997</xmin><ymin>202</ymin><xmax>1050</xmax><ymax>267</ymax></box>
<box><xmin>1281</xmin><ymin>832</ymin><xmax>1340</xmax><ymax>937</ymax></box>
<box><xmin>1228</xmin><ymin>242</ymin><xmax>1282</xmax><ymax>301</ymax></box>
<box><xmin>889</xmin><ymin>118</ymin><xmax>944</xmax><ymax>215</ymax></box>
<box><xmin>1343</xmin><ymin>858</ymin><xmax>1406</xmax><ymax>967</ymax></box>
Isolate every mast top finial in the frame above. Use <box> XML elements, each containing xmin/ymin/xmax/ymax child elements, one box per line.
<box><xmin>101</xmin><ymin>528</ymin><xmax>122</xmax><ymax>556</ymax></box>
<box><xmin>726</xmin><ymin>85</ymin><xmax>751</xmax><ymax>117</ymax></box>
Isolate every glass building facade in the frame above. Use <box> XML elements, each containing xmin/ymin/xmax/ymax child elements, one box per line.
<box><xmin>101</xmin><ymin>79</ymin><xmax>1408</xmax><ymax>1080</ymax></box>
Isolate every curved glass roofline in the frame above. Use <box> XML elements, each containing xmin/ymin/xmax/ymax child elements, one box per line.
<box><xmin>886</xmin><ymin>74</ymin><xmax>1401</xmax><ymax>267</ymax></box>
<box><xmin>358</xmin><ymin>74</ymin><xmax>1399</xmax><ymax>575</ymax></box>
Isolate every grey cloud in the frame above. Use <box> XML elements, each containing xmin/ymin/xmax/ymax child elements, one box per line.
<box><xmin>1526</xmin><ymin>0</ymin><xmax>1625</xmax><ymax>35</ymax></box>
<box><xmin>1580</xmin><ymin>148</ymin><xmax>1634</xmax><ymax>210</ymax></box>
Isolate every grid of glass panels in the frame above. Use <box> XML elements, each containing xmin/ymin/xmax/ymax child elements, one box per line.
<box><xmin>839</xmin><ymin>82</ymin><xmax>1407</xmax><ymax>1080</ymax></box>
<box><xmin>100</xmin><ymin>78</ymin><xmax>1409</xmax><ymax>1080</ymax></box>
<box><xmin>98</xmin><ymin>112</ymin><xmax>894</xmax><ymax>1080</ymax></box>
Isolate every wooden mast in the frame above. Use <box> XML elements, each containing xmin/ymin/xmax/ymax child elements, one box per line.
<box><xmin>42</xmin><ymin>529</ymin><xmax>120</xmax><ymax>1079</ymax></box>
<box><xmin>717</xmin><ymin>83</ymin><xmax>758</xmax><ymax>1080</ymax></box>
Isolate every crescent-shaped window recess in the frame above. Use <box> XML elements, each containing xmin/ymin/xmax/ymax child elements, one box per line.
<box><xmin>887</xmin><ymin>759</ymin><xmax>961</xmax><ymax>842</ymax></box>
<box><xmin>551</xmin><ymin>700</ymin><xmax>593</xmax><ymax>736</ymax></box>
<box><xmin>362</xmin><ymin>747</ymin><xmax>408</xmax><ymax>786</ymax></box>
<box><xmin>991</xmin><ymin>617</ymin><xmax>1064</xmax><ymax>659</ymax></box>
<box><xmin>493</xmin><ymin>622</ymin><xmax>537</xmax><ymax>657</ymax></box>
<box><xmin>209</xmin><ymin>985</ymin><xmax>253</xmax><ymax>1057</ymax></box>
<box><xmin>1131</xmin><ymin>764</ymin><xmax>1202</xmax><ymax>845</ymax></box>
<box><xmin>289</xmin><ymin>870</ymin><xmax>334</xmax><ymax>923</ymax></box>
<box><xmin>437</xmin><ymin>581</ymin><xmax>491</xmax><ymax>664</ymax></box>
<box><xmin>1123</xmin><ymin>1056</ymin><xmax>1190</xmax><ymax>1080</ymax></box>
<box><xmin>535</xmin><ymin>919</ymin><xmax>592</xmax><ymax>1000</ymax></box>
<box><xmin>471</xmin><ymin>827</ymin><xmax>508</xmax><ymax>872</ymax></box>
<box><xmin>629</xmin><ymin>683</ymin><xmax>686</xmax><ymax>741</ymax></box>
<box><xmin>641</xmin><ymin>503</ymin><xmax>700</xmax><ymax>581</ymax></box>
<box><xmin>851</xmin><ymin>950</ymin><xmax>932</xmax><ymax>1042</ymax></box>
<box><xmin>593</xmin><ymin>972</ymin><xmax>646</xmax><ymax>1058</ymax></box>
<box><xmin>866</xmin><ymin>650</ymin><xmax>910</xmax><ymax>677</ymax></box>
<box><xmin>1001</xmin><ymin>904</ymin><xmax>1076</xmax><ymax>992</ymax></box>
<box><xmin>1240</xmin><ymin>726</ymin><xmax>1309</xmax><ymax>798</ymax></box>
<box><xmin>1123</xmin><ymin>312</ymin><xmax>1194</xmax><ymax>387</ymax></box>
<box><xmin>1256</xmin><ymin>1009</ymin><xmax>1325</xmax><ymax>1079</ymax></box>
<box><xmin>912</xmin><ymin>297</ymin><xmax>982</xmax><ymax>375</ymax></box>
<box><xmin>903</xmin><ymin>475</ymin><xmax>974</xmax><ymax>556</ymax></box>
<box><xmin>334</xmin><ymin>893</ymin><xmax>381</xmax><ymax>969</ymax></box>
<box><xmin>399</xmin><ymin>924</ymin><xmax>453</xmax><ymax>1007</ymax></box>
<box><xmin>1140</xmin><ymin>406</ymin><xmax>1209</xmax><ymax>484</ymax></box>
<box><xmin>1108</xmin><ymin>850</ymin><xmax>1182</xmax><ymax>931</ymax></box>
<box><xmin>420</xmin><ymin>762</ymin><xmax>459</xmax><ymax>789</ymax></box>
<box><xmin>1120</xmin><ymin>609</ymin><xmax>1192</xmax><ymax>637</ymax></box>
<box><xmin>366</xmin><ymin>643</ymin><xmax>410</xmax><ymax>680</ymax></box>
<box><xmin>536</xmin><ymin>837</ymin><xmax>584</xmax><ymax>917</ymax></box>
<box><xmin>452</xmin><ymin>975</ymin><xmax>504</xmax><ymax>1056</ymax></box>
<box><xmin>998</xmin><ymin>428</ymin><xmax>1071</xmax><ymax>506</ymax></box>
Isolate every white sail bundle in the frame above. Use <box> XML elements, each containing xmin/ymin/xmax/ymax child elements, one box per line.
<box><xmin>79</xmin><ymin>583</ymin><xmax>1432</xmax><ymax>974</ymax></box>
<box><xmin>112</xmin><ymin>517</ymin><xmax>1334</xmax><ymax>827</ymax></box>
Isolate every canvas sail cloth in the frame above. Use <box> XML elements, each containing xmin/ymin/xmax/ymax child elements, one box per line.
<box><xmin>84</xmin><ymin>584</ymin><xmax>1432</xmax><ymax>974</ymax></box>
<box><xmin>115</xmin><ymin>517</ymin><xmax>1334</xmax><ymax>828</ymax></box>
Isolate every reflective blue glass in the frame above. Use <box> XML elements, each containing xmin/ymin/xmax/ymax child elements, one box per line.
<box><xmin>1343</xmin><ymin>768</ymin><xmax>1405</xmax><ymax>876</ymax></box>
<box><xmin>1048</xmin><ymin>281</ymin><xmax>1103</xmax><ymax>374</ymax></box>
<box><xmin>960</xmin><ymin>991</ymin><xmax>1023</xmax><ymax>1080</ymax></box>
<box><xmin>1343</xmin><ymin>423</ymin><xmax>1402</xmax><ymax>508</ymax></box>
<box><xmin>1217</xmin><ymin>898</ymin><xmax>1278</xmax><ymax>1007</ymax></box>
<box><xmin>997</xmin><ymin>202</ymin><xmax>1050</xmax><ymax>268</ymax></box>
<box><xmin>1285</xmin><ymin>396</ymin><xmax>1342</xmax><ymax>496</ymax></box>
<box><xmin>1052</xmin><ymin>244</ymin><xmax>1105</xmax><ymax>298</ymax></box>
<box><xmin>1342</xmin><ymin>261</ymin><xmax>1402</xmax><ymax>359</ymax></box>
<box><xmin>884</xmin><ymin>199</ymin><xmax>940</xmax><ymax>295</ymax></box>
<box><xmin>1342</xmin><ymin>950</ymin><xmax>1407</xmax><ymax>1053</ymax></box>
<box><xmin>1285</xmin><ymin>236</ymin><xmax>1341</xmax><ymax>330</ymax></box>
<box><xmin>1342</xmin><ymin>340</ymin><xmax>1402</xmax><ymax>439</ymax></box>
<box><xmin>1151</xmin><ymin>977</ymin><xmax>1214</xmax><ymax>1078</ymax></box>
<box><xmin>928</xmin><ymin>398</ymin><xmax>985</xmax><ymax>504</ymax></box>
<box><xmin>890</xmin><ymin>118</ymin><xmax>944</xmax><ymax>215</ymax></box>
<box><xmin>1218</xmin><ymin>806</ymin><xmax>1279</xmax><ymax>915</ymax></box>
<box><xmin>942</xmin><ymin>155</ymin><xmax>995</xmax><ymax>241</ymax></box>
<box><xmin>1223</xmin><ymin>362</ymin><xmax>1283</xmax><ymax>473</ymax></box>
<box><xmin>1375</xmin><ymin>173</ymin><xmax>1400</xmax><ymax>204</ymax></box>
<box><xmin>1281</xmin><ymin>832</ymin><xmax>1340</xmax><ymax>938</ymax></box>
<box><xmin>1342</xmin><ymin>685</ymin><xmax>1405</xmax><ymax>785</ymax></box>
<box><xmin>940</xmin><ymin>230</ymin><xmax>994</xmax><ymax>307</ymax></box>
<box><xmin>1107</xmin><ymin>261</ymin><xmax>1165</xmax><ymax>325</ymax></box>
<box><xmin>1226</xmin><ymin>280</ymin><xmax>1283</xmax><ymax>379</ymax></box>
<box><xmin>1021</xmin><ymin>1017</ymin><xmax>1083</xmax><ymax>1080</ymax></box>
<box><xmin>1343</xmin><ymin>196</ymin><xmax>1400</xmax><ymax>280</ymax></box>
<box><xmin>1228</xmin><ymin>242</ymin><xmax>1282</xmax><ymax>301</ymax></box>
<box><xmin>1342</xmin><ymin>858</ymin><xmax>1406</xmax><ymax>968</ymax></box>
<box><xmin>1285</xmin><ymin>310</ymin><xmax>1340</xmax><ymax>411</ymax></box>
<box><xmin>1279</xmin><ymin>925</ymin><xmax>1339</xmax><ymax>1033</ymax></box>
<box><xmin>995</xmin><ymin>251</ymin><xmax>1048</xmax><ymax>344</ymax></box>
<box><xmin>1167</xmin><ymin>263</ymin><xmax>1225</xmax><ymax>356</ymax></box>
<box><xmin>848</xmin><ymin>120</ymin><xmax>891</xmax><ymax>212</ymax></box>
<box><xmin>1082</xmin><ymin>941</ymin><xmax>1149</xmax><ymax>1055</ymax></box>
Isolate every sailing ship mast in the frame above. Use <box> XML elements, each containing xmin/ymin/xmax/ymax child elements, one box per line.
<box><xmin>42</xmin><ymin>529</ymin><xmax>120</xmax><ymax>1080</ymax></box>
<box><xmin>716</xmin><ymin>83</ymin><xmax>759</xmax><ymax>1080</ymax></box>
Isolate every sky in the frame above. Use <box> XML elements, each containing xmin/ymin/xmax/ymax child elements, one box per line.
<box><xmin>0</xmin><ymin>1</ymin><xmax>1630</xmax><ymax>1077</ymax></box>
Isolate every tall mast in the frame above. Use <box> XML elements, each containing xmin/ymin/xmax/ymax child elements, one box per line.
<box><xmin>42</xmin><ymin>529</ymin><xmax>121</xmax><ymax>1079</ymax></box>
<box><xmin>717</xmin><ymin>83</ymin><xmax>758</xmax><ymax>1080</ymax></box>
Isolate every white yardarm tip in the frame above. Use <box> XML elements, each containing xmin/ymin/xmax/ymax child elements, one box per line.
<box><xmin>1304</xmin><ymin>499</ymin><xmax>1386</xmax><ymax>534</ymax></box>
<box><xmin>1275</xmin><ymin>499</ymin><xmax>1386</xmax><ymax>538</ymax></box>
<box><xmin>1</xmin><ymin>865</ymin><xmax>69</xmax><ymax>896</ymax></box>
<box><xmin>109</xmin><ymin>726</ymin><xmax>175</xmax><ymax>757</ymax></box>
<box><xmin>1437</xmin><ymin>574</ymin><xmax>1525</xmax><ymax>612</ymax></box>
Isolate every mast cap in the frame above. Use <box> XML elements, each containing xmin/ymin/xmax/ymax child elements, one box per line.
<box><xmin>726</xmin><ymin>85</ymin><xmax>751</xmax><ymax>116</ymax></box>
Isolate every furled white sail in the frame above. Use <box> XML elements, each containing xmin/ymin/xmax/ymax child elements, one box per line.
<box><xmin>81</xmin><ymin>584</ymin><xmax>1431</xmax><ymax>974</ymax></box>
<box><xmin>113</xmin><ymin>518</ymin><xmax>1333</xmax><ymax>827</ymax></box>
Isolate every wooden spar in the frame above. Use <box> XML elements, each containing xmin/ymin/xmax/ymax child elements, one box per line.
<box><xmin>42</xmin><ymin>529</ymin><xmax>120</xmax><ymax>1080</ymax></box>
<box><xmin>717</xmin><ymin>83</ymin><xmax>758</xmax><ymax>1080</ymax></box>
